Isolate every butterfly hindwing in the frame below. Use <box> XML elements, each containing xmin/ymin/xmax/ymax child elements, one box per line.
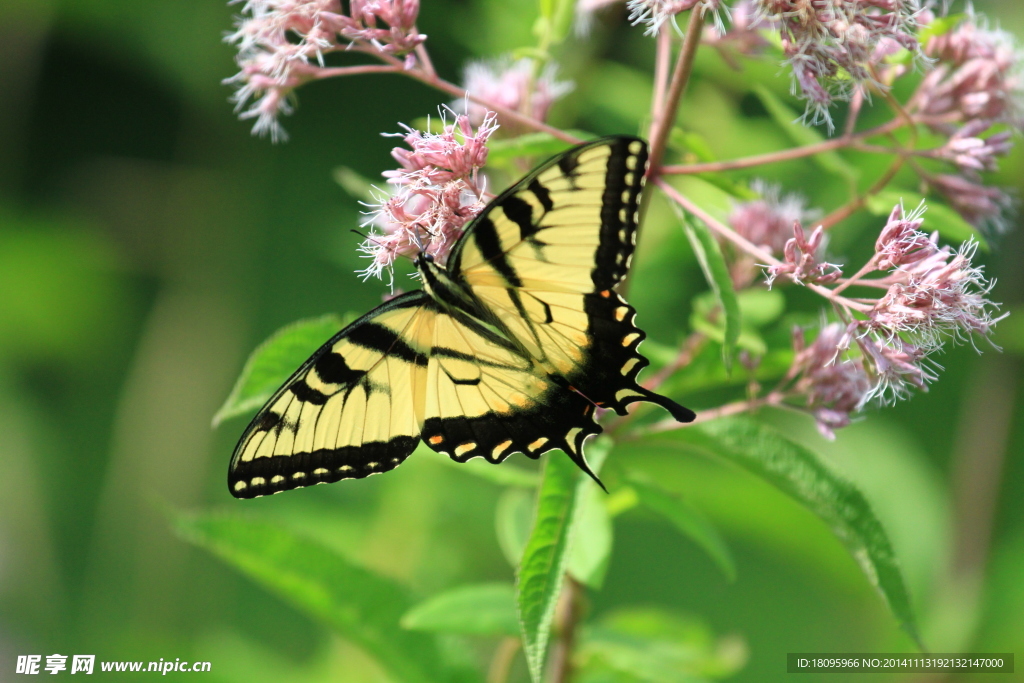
<box><xmin>229</xmin><ymin>292</ymin><xmax>433</xmax><ymax>498</ymax></box>
<box><xmin>420</xmin><ymin>307</ymin><xmax>601</xmax><ymax>472</ymax></box>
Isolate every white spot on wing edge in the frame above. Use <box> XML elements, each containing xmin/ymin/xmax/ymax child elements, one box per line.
<box><xmin>565</xmin><ymin>427</ymin><xmax>583</xmax><ymax>452</ymax></box>
<box><xmin>491</xmin><ymin>440</ymin><xmax>513</xmax><ymax>461</ymax></box>
<box><xmin>615</xmin><ymin>388</ymin><xmax>643</xmax><ymax>403</ymax></box>
<box><xmin>621</xmin><ymin>358</ymin><xmax>641</xmax><ymax>375</ymax></box>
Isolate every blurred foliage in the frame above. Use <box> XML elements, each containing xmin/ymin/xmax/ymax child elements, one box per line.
<box><xmin>1</xmin><ymin>1</ymin><xmax>1022</xmax><ymax>682</ymax></box>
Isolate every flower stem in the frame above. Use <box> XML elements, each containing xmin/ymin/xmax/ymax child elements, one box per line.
<box><xmin>647</xmin><ymin>8</ymin><xmax>706</xmax><ymax>178</ymax></box>
<box><xmin>486</xmin><ymin>638</ymin><xmax>520</xmax><ymax>683</ymax></box>
<box><xmin>655</xmin><ymin>177</ymin><xmax>779</xmax><ymax>265</ymax></box>
<box><xmin>640</xmin><ymin>391</ymin><xmax>787</xmax><ymax>435</ymax></box>
<box><xmin>414</xmin><ymin>40</ymin><xmax>437</xmax><ymax>78</ymax></box>
<box><xmin>314</xmin><ymin>65</ymin><xmax>403</xmax><ymax>79</ymax></box>
<box><xmin>549</xmin><ymin>576</ymin><xmax>585</xmax><ymax>683</ymax></box>
<box><xmin>651</xmin><ymin>27</ymin><xmax>673</xmax><ymax>130</ymax></box>
<box><xmin>831</xmin><ymin>256</ymin><xmax>880</xmax><ymax>295</ymax></box>
<box><xmin>817</xmin><ymin>154</ymin><xmax>905</xmax><ymax>230</ymax></box>
<box><xmin>410</xmin><ymin>71</ymin><xmax>582</xmax><ymax>144</ymax></box>
<box><xmin>660</xmin><ymin>118</ymin><xmax>907</xmax><ymax>174</ymax></box>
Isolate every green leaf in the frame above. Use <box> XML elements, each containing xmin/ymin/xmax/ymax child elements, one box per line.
<box><xmin>690</xmin><ymin>289</ymin><xmax>785</xmax><ymax>358</ymax></box>
<box><xmin>402</xmin><ymin>583</ymin><xmax>519</xmax><ymax>637</ymax></box>
<box><xmin>992</xmin><ymin>305</ymin><xmax>1024</xmax><ymax>355</ymax></box>
<box><xmin>668</xmin><ymin>129</ymin><xmax>759</xmax><ymax>201</ymax></box>
<box><xmin>332</xmin><ymin>166</ymin><xmax>378</xmax><ymax>202</ymax></box>
<box><xmin>434</xmin><ymin>447</ymin><xmax>540</xmax><ymax>488</ymax></box>
<box><xmin>213</xmin><ymin>314</ymin><xmax>347</xmax><ymax>427</ymax></box>
<box><xmin>644</xmin><ymin>418</ymin><xmax>923</xmax><ymax>648</ymax></box>
<box><xmin>517</xmin><ymin>439</ymin><xmax>612</xmax><ymax>683</ymax></box>
<box><xmin>577</xmin><ymin>608</ymin><xmax>748</xmax><ymax>682</ymax></box>
<box><xmin>865</xmin><ymin>190</ymin><xmax>988</xmax><ymax>251</ymax></box>
<box><xmin>735</xmin><ymin>288</ymin><xmax>785</xmax><ymax>327</ymax></box>
<box><xmin>680</xmin><ymin>214</ymin><xmax>741</xmax><ymax>370</ymax></box>
<box><xmin>568</xmin><ymin>480</ymin><xmax>614</xmax><ymax>589</ymax></box>
<box><xmin>535</xmin><ymin>0</ymin><xmax>576</xmax><ymax>44</ymax></box>
<box><xmin>497</xmin><ymin>487</ymin><xmax>537</xmax><ymax>566</ymax></box>
<box><xmin>917</xmin><ymin>13</ymin><xmax>965</xmax><ymax>45</ymax></box>
<box><xmin>753</xmin><ymin>85</ymin><xmax>858</xmax><ymax>181</ymax></box>
<box><xmin>174</xmin><ymin>512</ymin><xmax>447</xmax><ymax>683</ymax></box>
<box><xmin>629</xmin><ymin>479</ymin><xmax>737</xmax><ymax>582</ymax></box>
<box><xmin>486</xmin><ymin>131</ymin><xmax>595</xmax><ymax>166</ymax></box>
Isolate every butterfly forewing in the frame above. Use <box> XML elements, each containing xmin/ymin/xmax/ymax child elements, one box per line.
<box><xmin>448</xmin><ymin>137</ymin><xmax>694</xmax><ymax>422</ymax></box>
<box><xmin>229</xmin><ymin>293</ymin><xmax>433</xmax><ymax>498</ymax></box>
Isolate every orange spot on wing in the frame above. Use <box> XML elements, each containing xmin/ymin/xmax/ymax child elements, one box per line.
<box><xmin>600</xmin><ymin>290</ymin><xmax>611</xmax><ymax>298</ymax></box>
<box><xmin>429</xmin><ymin>435</ymin><xmax>444</xmax><ymax>445</ymax></box>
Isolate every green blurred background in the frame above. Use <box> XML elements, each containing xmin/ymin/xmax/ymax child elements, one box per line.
<box><xmin>1</xmin><ymin>0</ymin><xmax>1022</xmax><ymax>681</ymax></box>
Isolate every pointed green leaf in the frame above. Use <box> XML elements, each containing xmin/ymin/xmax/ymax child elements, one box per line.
<box><xmin>436</xmin><ymin>449</ymin><xmax>540</xmax><ymax>488</ymax></box>
<box><xmin>517</xmin><ymin>439</ymin><xmax>612</xmax><ymax>683</ymax></box>
<box><xmin>568</xmin><ymin>481</ymin><xmax>614</xmax><ymax>589</ymax></box>
<box><xmin>578</xmin><ymin>608</ymin><xmax>748</xmax><ymax>682</ymax></box>
<box><xmin>497</xmin><ymin>487</ymin><xmax>537</xmax><ymax>566</ymax></box>
<box><xmin>213</xmin><ymin>314</ymin><xmax>347</xmax><ymax>427</ymax></box>
<box><xmin>402</xmin><ymin>583</ymin><xmax>519</xmax><ymax>637</ymax></box>
<box><xmin>629</xmin><ymin>479</ymin><xmax>737</xmax><ymax>582</ymax></box>
<box><xmin>681</xmin><ymin>213</ymin><xmax>742</xmax><ymax>370</ymax></box>
<box><xmin>174</xmin><ymin>512</ymin><xmax>446</xmax><ymax>683</ymax></box>
<box><xmin>669</xmin><ymin>129</ymin><xmax>760</xmax><ymax>200</ymax></box>
<box><xmin>753</xmin><ymin>85</ymin><xmax>858</xmax><ymax>181</ymax></box>
<box><xmin>644</xmin><ymin>418</ymin><xmax>923</xmax><ymax>648</ymax></box>
<box><xmin>486</xmin><ymin>131</ymin><xmax>596</xmax><ymax>166</ymax></box>
<box><xmin>917</xmin><ymin>13</ymin><xmax>965</xmax><ymax>44</ymax></box>
<box><xmin>332</xmin><ymin>166</ymin><xmax>378</xmax><ymax>202</ymax></box>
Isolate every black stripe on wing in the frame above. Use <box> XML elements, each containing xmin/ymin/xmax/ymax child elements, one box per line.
<box><xmin>230</xmin><ymin>437</ymin><xmax>420</xmax><ymax>499</ymax></box>
<box><xmin>569</xmin><ymin>290</ymin><xmax>695</xmax><ymax>423</ymax></box>
<box><xmin>422</xmin><ymin>382</ymin><xmax>604</xmax><ymax>484</ymax></box>
<box><xmin>592</xmin><ymin>137</ymin><xmax>647</xmax><ymax>290</ymax></box>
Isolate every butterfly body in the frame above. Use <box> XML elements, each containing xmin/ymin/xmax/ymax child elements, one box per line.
<box><xmin>229</xmin><ymin>136</ymin><xmax>694</xmax><ymax>498</ymax></box>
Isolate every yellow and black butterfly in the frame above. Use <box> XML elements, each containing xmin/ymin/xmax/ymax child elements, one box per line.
<box><xmin>229</xmin><ymin>136</ymin><xmax>694</xmax><ymax>498</ymax></box>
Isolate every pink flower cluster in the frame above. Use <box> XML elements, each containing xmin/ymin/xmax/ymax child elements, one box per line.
<box><xmin>627</xmin><ymin>0</ymin><xmax>726</xmax><ymax>35</ymax></box>
<box><xmin>461</xmin><ymin>58</ymin><xmax>573</xmax><ymax>129</ymax></box>
<box><xmin>360</xmin><ymin>109</ymin><xmax>499</xmax><ymax>280</ymax></box>
<box><xmin>787</xmin><ymin>323</ymin><xmax>872</xmax><ymax>438</ymax></box>
<box><xmin>753</xmin><ymin>0</ymin><xmax>922</xmax><ymax>130</ymax></box>
<box><xmin>705</xmin><ymin>0</ymin><xmax>774</xmax><ymax>60</ymax></box>
<box><xmin>919</xmin><ymin>15</ymin><xmax>1023</xmax><ymax>130</ymax></box>
<box><xmin>912</xmin><ymin>12</ymin><xmax>1021</xmax><ymax>231</ymax></box>
<box><xmin>729</xmin><ymin>181</ymin><xmax>814</xmax><ymax>255</ymax></box>
<box><xmin>225</xmin><ymin>0</ymin><xmax>426</xmax><ymax>141</ymax></box>
<box><xmin>785</xmin><ymin>202</ymin><xmax>1005</xmax><ymax>433</ymax></box>
<box><xmin>765</xmin><ymin>221</ymin><xmax>842</xmax><ymax>286</ymax></box>
<box><xmin>866</xmin><ymin>205</ymin><xmax>1004</xmax><ymax>351</ymax></box>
